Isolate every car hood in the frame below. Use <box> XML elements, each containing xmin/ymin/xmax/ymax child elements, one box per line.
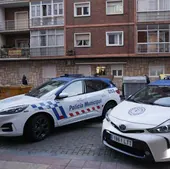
<box><xmin>110</xmin><ymin>100</ymin><xmax>170</xmax><ymax>126</ymax></box>
<box><xmin>0</xmin><ymin>94</ymin><xmax>39</xmax><ymax>110</ymax></box>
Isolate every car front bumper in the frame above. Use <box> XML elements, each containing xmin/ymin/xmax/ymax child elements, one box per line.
<box><xmin>102</xmin><ymin>119</ymin><xmax>170</xmax><ymax>162</ymax></box>
<box><xmin>0</xmin><ymin>114</ymin><xmax>26</xmax><ymax>137</ymax></box>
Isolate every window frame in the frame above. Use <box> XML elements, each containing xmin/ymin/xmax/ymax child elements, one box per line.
<box><xmin>74</xmin><ymin>32</ymin><xmax>91</xmax><ymax>48</ymax></box>
<box><xmin>53</xmin><ymin>2</ymin><xmax>64</xmax><ymax>16</ymax></box>
<box><xmin>61</xmin><ymin>80</ymin><xmax>85</xmax><ymax>98</ymax></box>
<box><xmin>30</xmin><ymin>1</ymin><xmax>64</xmax><ymax>18</ymax></box>
<box><xmin>106</xmin><ymin>31</ymin><xmax>124</xmax><ymax>46</ymax></box>
<box><xmin>137</xmin><ymin>0</ymin><xmax>170</xmax><ymax>12</ymax></box>
<box><xmin>111</xmin><ymin>65</ymin><xmax>123</xmax><ymax>77</ymax></box>
<box><xmin>149</xmin><ymin>65</ymin><xmax>165</xmax><ymax>77</ymax></box>
<box><xmin>106</xmin><ymin>0</ymin><xmax>124</xmax><ymax>15</ymax></box>
<box><xmin>85</xmin><ymin>80</ymin><xmax>109</xmax><ymax>94</ymax></box>
<box><xmin>96</xmin><ymin>66</ymin><xmax>107</xmax><ymax>76</ymax></box>
<box><xmin>74</xmin><ymin>2</ymin><xmax>91</xmax><ymax>17</ymax></box>
<box><xmin>30</xmin><ymin>30</ymin><xmax>64</xmax><ymax>48</ymax></box>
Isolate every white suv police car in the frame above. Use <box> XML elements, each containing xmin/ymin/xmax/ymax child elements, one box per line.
<box><xmin>0</xmin><ymin>75</ymin><xmax>121</xmax><ymax>141</ymax></box>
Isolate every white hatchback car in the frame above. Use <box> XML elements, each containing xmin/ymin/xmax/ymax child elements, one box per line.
<box><xmin>0</xmin><ymin>75</ymin><xmax>121</xmax><ymax>141</ymax></box>
<box><xmin>102</xmin><ymin>80</ymin><xmax>170</xmax><ymax>162</ymax></box>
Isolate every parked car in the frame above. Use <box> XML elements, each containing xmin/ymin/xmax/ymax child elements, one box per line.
<box><xmin>0</xmin><ymin>75</ymin><xmax>121</xmax><ymax>141</ymax></box>
<box><xmin>102</xmin><ymin>79</ymin><xmax>170</xmax><ymax>162</ymax></box>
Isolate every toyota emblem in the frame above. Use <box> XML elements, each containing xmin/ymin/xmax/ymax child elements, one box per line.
<box><xmin>119</xmin><ymin>124</ymin><xmax>126</xmax><ymax>131</ymax></box>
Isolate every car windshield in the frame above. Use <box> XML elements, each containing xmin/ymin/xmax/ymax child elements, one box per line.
<box><xmin>26</xmin><ymin>80</ymin><xmax>67</xmax><ymax>98</ymax></box>
<box><xmin>127</xmin><ymin>85</ymin><xmax>170</xmax><ymax>107</ymax></box>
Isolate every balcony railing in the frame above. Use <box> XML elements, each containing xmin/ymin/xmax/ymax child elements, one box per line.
<box><xmin>0</xmin><ymin>47</ymin><xmax>64</xmax><ymax>58</ymax></box>
<box><xmin>30</xmin><ymin>16</ymin><xmax>64</xmax><ymax>27</ymax></box>
<box><xmin>0</xmin><ymin>0</ymin><xmax>28</xmax><ymax>4</ymax></box>
<box><xmin>137</xmin><ymin>11</ymin><xmax>170</xmax><ymax>22</ymax></box>
<box><xmin>137</xmin><ymin>43</ymin><xmax>170</xmax><ymax>53</ymax></box>
<box><xmin>0</xmin><ymin>48</ymin><xmax>30</xmax><ymax>59</ymax></box>
<box><xmin>30</xmin><ymin>47</ymin><xmax>64</xmax><ymax>57</ymax></box>
<box><xmin>0</xmin><ymin>19</ymin><xmax>29</xmax><ymax>32</ymax></box>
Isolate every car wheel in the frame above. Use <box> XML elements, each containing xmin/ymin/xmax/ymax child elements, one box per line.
<box><xmin>102</xmin><ymin>101</ymin><xmax>117</xmax><ymax>119</ymax></box>
<box><xmin>24</xmin><ymin>114</ymin><xmax>52</xmax><ymax>142</ymax></box>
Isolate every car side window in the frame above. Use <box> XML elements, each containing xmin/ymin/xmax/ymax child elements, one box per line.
<box><xmin>62</xmin><ymin>81</ymin><xmax>83</xmax><ymax>97</ymax></box>
<box><xmin>85</xmin><ymin>80</ymin><xmax>109</xmax><ymax>93</ymax></box>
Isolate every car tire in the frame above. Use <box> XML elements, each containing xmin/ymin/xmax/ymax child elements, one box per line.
<box><xmin>24</xmin><ymin>114</ymin><xmax>52</xmax><ymax>142</ymax></box>
<box><xmin>102</xmin><ymin>101</ymin><xmax>117</xmax><ymax>119</ymax></box>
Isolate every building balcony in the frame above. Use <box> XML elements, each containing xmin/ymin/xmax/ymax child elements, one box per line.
<box><xmin>137</xmin><ymin>11</ymin><xmax>170</xmax><ymax>22</ymax></box>
<box><xmin>30</xmin><ymin>47</ymin><xmax>64</xmax><ymax>57</ymax></box>
<box><xmin>30</xmin><ymin>16</ymin><xmax>64</xmax><ymax>28</ymax></box>
<box><xmin>0</xmin><ymin>47</ymin><xmax>30</xmax><ymax>59</ymax></box>
<box><xmin>0</xmin><ymin>47</ymin><xmax>64</xmax><ymax>59</ymax></box>
<box><xmin>0</xmin><ymin>0</ymin><xmax>28</xmax><ymax>4</ymax></box>
<box><xmin>0</xmin><ymin>19</ymin><xmax>29</xmax><ymax>32</ymax></box>
<box><xmin>137</xmin><ymin>43</ymin><xmax>170</xmax><ymax>53</ymax></box>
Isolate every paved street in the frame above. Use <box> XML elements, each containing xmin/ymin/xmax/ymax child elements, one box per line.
<box><xmin>0</xmin><ymin>119</ymin><xmax>170</xmax><ymax>168</ymax></box>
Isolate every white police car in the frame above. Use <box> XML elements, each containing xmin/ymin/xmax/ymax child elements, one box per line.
<box><xmin>102</xmin><ymin>80</ymin><xmax>170</xmax><ymax>162</ymax></box>
<box><xmin>0</xmin><ymin>75</ymin><xmax>121</xmax><ymax>141</ymax></box>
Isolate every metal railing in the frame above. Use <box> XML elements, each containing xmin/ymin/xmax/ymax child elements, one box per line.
<box><xmin>137</xmin><ymin>11</ymin><xmax>170</xmax><ymax>22</ymax></box>
<box><xmin>0</xmin><ymin>19</ymin><xmax>29</xmax><ymax>32</ymax></box>
<box><xmin>30</xmin><ymin>47</ymin><xmax>64</xmax><ymax>57</ymax></box>
<box><xmin>0</xmin><ymin>48</ymin><xmax>30</xmax><ymax>58</ymax></box>
<box><xmin>0</xmin><ymin>0</ymin><xmax>28</xmax><ymax>4</ymax></box>
<box><xmin>0</xmin><ymin>47</ymin><xmax>64</xmax><ymax>58</ymax></box>
<box><xmin>30</xmin><ymin>16</ymin><xmax>64</xmax><ymax>27</ymax></box>
<box><xmin>137</xmin><ymin>43</ymin><xmax>170</xmax><ymax>53</ymax></box>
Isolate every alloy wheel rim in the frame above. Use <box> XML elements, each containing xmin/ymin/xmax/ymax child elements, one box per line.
<box><xmin>33</xmin><ymin>117</ymin><xmax>49</xmax><ymax>139</ymax></box>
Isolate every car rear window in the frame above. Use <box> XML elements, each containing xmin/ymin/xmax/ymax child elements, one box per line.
<box><xmin>85</xmin><ymin>80</ymin><xmax>109</xmax><ymax>93</ymax></box>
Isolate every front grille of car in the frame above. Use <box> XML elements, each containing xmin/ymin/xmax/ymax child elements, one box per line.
<box><xmin>111</xmin><ymin>122</ymin><xmax>144</xmax><ymax>133</ymax></box>
<box><xmin>103</xmin><ymin>130</ymin><xmax>154</xmax><ymax>161</ymax></box>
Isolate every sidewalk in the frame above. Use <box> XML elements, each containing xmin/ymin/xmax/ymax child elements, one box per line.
<box><xmin>0</xmin><ymin>153</ymin><xmax>118</xmax><ymax>169</ymax></box>
<box><xmin>0</xmin><ymin>153</ymin><xmax>169</xmax><ymax>169</ymax></box>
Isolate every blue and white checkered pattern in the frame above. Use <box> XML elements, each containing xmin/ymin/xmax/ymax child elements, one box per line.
<box><xmin>31</xmin><ymin>101</ymin><xmax>67</xmax><ymax>120</ymax></box>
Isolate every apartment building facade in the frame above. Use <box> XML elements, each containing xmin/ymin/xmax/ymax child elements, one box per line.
<box><xmin>0</xmin><ymin>0</ymin><xmax>169</xmax><ymax>88</ymax></box>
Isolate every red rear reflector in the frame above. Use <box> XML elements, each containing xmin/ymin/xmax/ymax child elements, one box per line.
<box><xmin>116</xmin><ymin>90</ymin><xmax>120</xmax><ymax>95</ymax></box>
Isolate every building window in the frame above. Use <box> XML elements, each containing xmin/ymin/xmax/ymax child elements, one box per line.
<box><xmin>149</xmin><ymin>65</ymin><xmax>164</xmax><ymax>77</ymax></box>
<box><xmin>96</xmin><ymin>66</ymin><xmax>106</xmax><ymax>76</ymax></box>
<box><xmin>74</xmin><ymin>2</ymin><xmax>90</xmax><ymax>17</ymax></box>
<box><xmin>54</xmin><ymin>3</ymin><xmax>64</xmax><ymax>16</ymax></box>
<box><xmin>30</xmin><ymin>30</ymin><xmax>64</xmax><ymax>48</ymax></box>
<box><xmin>30</xmin><ymin>1</ymin><xmax>64</xmax><ymax>18</ymax></box>
<box><xmin>74</xmin><ymin>33</ymin><xmax>91</xmax><ymax>47</ymax></box>
<box><xmin>106</xmin><ymin>31</ymin><xmax>123</xmax><ymax>46</ymax></box>
<box><xmin>106</xmin><ymin>0</ymin><xmax>123</xmax><ymax>15</ymax></box>
<box><xmin>42</xmin><ymin>4</ymin><xmax>52</xmax><ymax>16</ymax></box>
<box><xmin>137</xmin><ymin>0</ymin><xmax>170</xmax><ymax>12</ymax></box>
<box><xmin>31</xmin><ymin>4</ymin><xmax>41</xmax><ymax>17</ymax></box>
<box><xmin>111</xmin><ymin>65</ymin><xmax>123</xmax><ymax>77</ymax></box>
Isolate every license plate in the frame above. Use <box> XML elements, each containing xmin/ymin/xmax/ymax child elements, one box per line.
<box><xmin>110</xmin><ymin>134</ymin><xmax>133</xmax><ymax>147</ymax></box>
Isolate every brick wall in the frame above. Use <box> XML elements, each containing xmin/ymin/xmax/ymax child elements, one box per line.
<box><xmin>66</xmin><ymin>25</ymin><xmax>135</xmax><ymax>55</ymax></box>
<box><xmin>66</xmin><ymin>0</ymin><xmax>135</xmax><ymax>25</ymax></box>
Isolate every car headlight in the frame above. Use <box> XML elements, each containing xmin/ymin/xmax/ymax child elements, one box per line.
<box><xmin>148</xmin><ymin>120</ymin><xmax>170</xmax><ymax>133</ymax></box>
<box><xmin>0</xmin><ymin>105</ymin><xmax>29</xmax><ymax>115</ymax></box>
<box><xmin>105</xmin><ymin>109</ymin><xmax>112</xmax><ymax>122</ymax></box>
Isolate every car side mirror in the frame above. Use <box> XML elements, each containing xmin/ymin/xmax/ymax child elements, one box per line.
<box><xmin>57</xmin><ymin>93</ymin><xmax>68</xmax><ymax>99</ymax></box>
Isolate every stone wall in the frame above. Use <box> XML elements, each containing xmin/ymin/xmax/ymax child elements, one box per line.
<box><xmin>0</xmin><ymin>57</ymin><xmax>168</xmax><ymax>89</ymax></box>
